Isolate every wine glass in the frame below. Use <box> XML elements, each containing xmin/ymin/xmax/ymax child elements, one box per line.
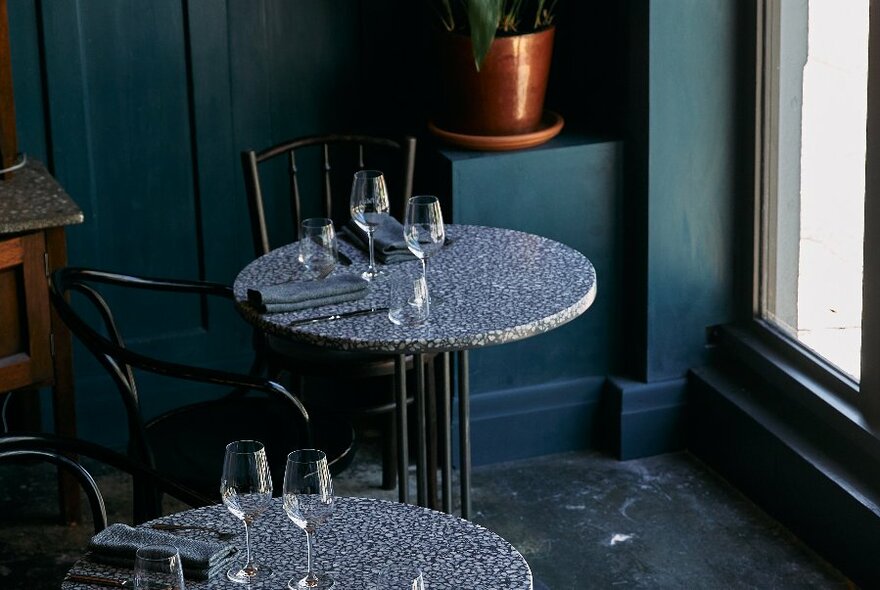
<box><xmin>134</xmin><ymin>545</ymin><xmax>185</xmax><ymax>590</ymax></box>
<box><xmin>299</xmin><ymin>218</ymin><xmax>338</xmax><ymax>279</ymax></box>
<box><xmin>220</xmin><ymin>440</ymin><xmax>273</xmax><ymax>583</ymax></box>
<box><xmin>283</xmin><ymin>449</ymin><xmax>335</xmax><ymax>589</ymax></box>
<box><xmin>349</xmin><ymin>169</ymin><xmax>390</xmax><ymax>281</ymax></box>
<box><xmin>377</xmin><ymin>563</ymin><xmax>425</xmax><ymax>589</ymax></box>
<box><xmin>403</xmin><ymin>195</ymin><xmax>445</xmax><ymax>306</ymax></box>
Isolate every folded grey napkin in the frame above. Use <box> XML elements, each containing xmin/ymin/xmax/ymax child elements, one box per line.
<box><xmin>343</xmin><ymin>216</ymin><xmax>416</xmax><ymax>264</ymax></box>
<box><xmin>247</xmin><ymin>274</ymin><xmax>368</xmax><ymax>313</ymax></box>
<box><xmin>87</xmin><ymin>523</ymin><xmax>237</xmax><ymax>580</ymax></box>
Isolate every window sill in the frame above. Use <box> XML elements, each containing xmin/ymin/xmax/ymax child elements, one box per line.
<box><xmin>689</xmin><ymin>321</ymin><xmax>880</xmax><ymax>586</ymax></box>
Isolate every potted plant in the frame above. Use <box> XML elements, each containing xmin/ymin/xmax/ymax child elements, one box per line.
<box><xmin>429</xmin><ymin>0</ymin><xmax>562</xmax><ymax>146</ymax></box>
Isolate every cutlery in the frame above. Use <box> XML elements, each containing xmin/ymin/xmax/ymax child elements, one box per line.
<box><xmin>287</xmin><ymin>306</ymin><xmax>389</xmax><ymax>327</ymax></box>
<box><xmin>150</xmin><ymin>522</ymin><xmax>237</xmax><ymax>540</ymax></box>
<box><xmin>65</xmin><ymin>573</ymin><xmax>134</xmax><ymax>588</ymax></box>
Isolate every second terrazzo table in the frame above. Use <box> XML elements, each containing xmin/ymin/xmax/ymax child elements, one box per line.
<box><xmin>63</xmin><ymin>496</ymin><xmax>533</xmax><ymax>590</ymax></box>
<box><xmin>234</xmin><ymin>224</ymin><xmax>597</xmax><ymax>517</ymax></box>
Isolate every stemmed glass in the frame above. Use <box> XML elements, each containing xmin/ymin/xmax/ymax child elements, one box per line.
<box><xmin>403</xmin><ymin>195</ymin><xmax>446</xmax><ymax>305</ymax></box>
<box><xmin>283</xmin><ymin>449</ymin><xmax>335</xmax><ymax>589</ymax></box>
<box><xmin>349</xmin><ymin>169</ymin><xmax>390</xmax><ymax>281</ymax></box>
<box><xmin>299</xmin><ymin>218</ymin><xmax>338</xmax><ymax>280</ymax></box>
<box><xmin>220</xmin><ymin>440</ymin><xmax>273</xmax><ymax>584</ymax></box>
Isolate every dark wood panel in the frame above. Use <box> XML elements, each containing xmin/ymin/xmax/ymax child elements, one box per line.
<box><xmin>0</xmin><ymin>266</ymin><xmax>24</xmax><ymax>357</ymax></box>
<box><xmin>39</xmin><ymin>1</ymin><xmax>203</xmax><ymax>343</ymax></box>
<box><xmin>0</xmin><ymin>231</ymin><xmax>51</xmax><ymax>391</ymax></box>
<box><xmin>0</xmin><ymin>0</ymin><xmax>17</xmax><ymax>171</ymax></box>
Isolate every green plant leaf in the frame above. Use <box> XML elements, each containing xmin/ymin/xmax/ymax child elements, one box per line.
<box><xmin>466</xmin><ymin>0</ymin><xmax>502</xmax><ymax>71</ymax></box>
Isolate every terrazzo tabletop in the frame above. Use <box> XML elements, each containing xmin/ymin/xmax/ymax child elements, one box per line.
<box><xmin>233</xmin><ymin>224</ymin><xmax>596</xmax><ymax>354</ymax></box>
<box><xmin>0</xmin><ymin>160</ymin><xmax>83</xmax><ymax>234</ymax></box>
<box><xmin>62</xmin><ymin>496</ymin><xmax>533</xmax><ymax>589</ymax></box>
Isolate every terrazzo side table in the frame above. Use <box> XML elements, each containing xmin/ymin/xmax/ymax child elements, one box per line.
<box><xmin>0</xmin><ymin>159</ymin><xmax>84</xmax><ymax>522</ymax></box>
<box><xmin>63</xmin><ymin>496</ymin><xmax>534</xmax><ymax>590</ymax></box>
<box><xmin>234</xmin><ymin>224</ymin><xmax>597</xmax><ymax>519</ymax></box>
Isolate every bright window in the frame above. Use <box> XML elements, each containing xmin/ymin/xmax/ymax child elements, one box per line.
<box><xmin>760</xmin><ymin>0</ymin><xmax>869</xmax><ymax>381</ymax></box>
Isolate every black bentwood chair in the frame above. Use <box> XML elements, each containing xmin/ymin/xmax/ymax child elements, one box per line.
<box><xmin>0</xmin><ymin>433</ymin><xmax>215</xmax><ymax>528</ymax></box>
<box><xmin>242</xmin><ymin>134</ymin><xmax>437</xmax><ymax>491</ymax></box>
<box><xmin>49</xmin><ymin>267</ymin><xmax>355</xmax><ymax>521</ymax></box>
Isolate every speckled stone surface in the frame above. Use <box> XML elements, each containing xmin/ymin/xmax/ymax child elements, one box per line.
<box><xmin>62</xmin><ymin>496</ymin><xmax>532</xmax><ymax>589</ymax></box>
<box><xmin>233</xmin><ymin>225</ymin><xmax>596</xmax><ymax>354</ymax></box>
<box><xmin>0</xmin><ymin>160</ymin><xmax>83</xmax><ymax>234</ymax></box>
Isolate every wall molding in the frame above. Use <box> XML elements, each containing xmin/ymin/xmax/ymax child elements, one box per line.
<box><xmin>606</xmin><ymin>376</ymin><xmax>688</xmax><ymax>460</ymax></box>
<box><xmin>457</xmin><ymin>376</ymin><xmax>607</xmax><ymax>466</ymax></box>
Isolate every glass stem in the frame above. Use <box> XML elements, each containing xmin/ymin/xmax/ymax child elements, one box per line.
<box><xmin>305</xmin><ymin>529</ymin><xmax>318</xmax><ymax>586</ymax></box>
<box><xmin>242</xmin><ymin>520</ymin><xmax>256</xmax><ymax>575</ymax></box>
<box><xmin>421</xmin><ymin>257</ymin><xmax>428</xmax><ymax>296</ymax></box>
<box><xmin>367</xmin><ymin>228</ymin><xmax>377</xmax><ymax>274</ymax></box>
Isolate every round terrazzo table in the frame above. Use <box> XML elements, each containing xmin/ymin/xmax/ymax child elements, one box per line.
<box><xmin>233</xmin><ymin>224</ymin><xmax>597</xmax><ymax>518</ymax></box>
<box><xmin>62</xmin><ymin>496</ymin><xmax>533</xmax><ymax>589</ymax></box>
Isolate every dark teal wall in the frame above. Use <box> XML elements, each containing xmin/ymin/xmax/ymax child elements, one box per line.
<box><xmin>622</xmin><ymin>0</ymin><xmax>741</xmax><ymax>383</ymax></box>
<box><xmin>7</xmin><ymin>0</ymin><xmax>392</xmax><ymax>446</ymax></box>
<box><xmin>608</xmin><ymin>0</ymin><xmax>743</xmax><ymax>458</ymax></box>
<box><xmin>8</xmin><ymin>1</ymin><xmax>745</xmax><ymax>462</ymax></box>
<box><xmin>645</xmin><ymin>0</ymin><xmax>739</xmax><ymax>380</ymax></box>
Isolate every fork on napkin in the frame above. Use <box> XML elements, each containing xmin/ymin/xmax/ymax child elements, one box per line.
<box><xmin>87</xmin><ymin>523</ymin><xmax>237</xmax><ymax>580</ymax></box>
<box><xmin>247</xmin><ymin>274</ymin><xmax>369</xmax><ymax>313</ymax></box>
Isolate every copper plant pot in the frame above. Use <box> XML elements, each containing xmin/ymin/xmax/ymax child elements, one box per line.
<box><xmin>434</xmin><ymin>27</ymin><xmax>555</xmax><ymax>136</ymax></box>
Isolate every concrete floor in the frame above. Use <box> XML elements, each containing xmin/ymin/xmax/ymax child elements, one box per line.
<box><xmin>0</xmin><ymin>435</ymin><xmax>854</xmax><ymax>589</ymax></box>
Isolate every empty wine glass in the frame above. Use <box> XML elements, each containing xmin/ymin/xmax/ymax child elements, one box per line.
<box><xmin>403</xmin><ymin>195</ymin><xmax>446</xmax><ymax>306</ymax></box>
<box><xmin>221</xmin><ymin>440</ymin><xmax>273</xmax><ymax>583</ymax></box>
<box><xmin>349</xmin><ymin>169</ymin><xmax>390</xmax><ymax>281</ymax></box>
<box><xmin>377</xmin><ymin>562</ymin><xmax>425</xmax><ymax>589</ymax></box>
<box><xmin>134</xmin><ymin>545</ymin><xmax>185</xmax><ymax>590</ymax></box>
<box><xmin>283</xmin><ymin>449</ymin><xmax>335</xmax><ymax>589</ymax></box>
<box><xmin>299</xmin><ymin>218</ymin><xmax>338</xmax><ymax>279</ymax></box>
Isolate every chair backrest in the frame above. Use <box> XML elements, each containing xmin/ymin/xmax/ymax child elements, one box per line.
<box><xmin>48</xmin><ymin>268</ymin><xmax>311</xmax><ymax>466</ymax></box>
<box><xmin>241</xmin><ymin>134</ymin><xmax>417</xmax><ymax>257</ymax></box>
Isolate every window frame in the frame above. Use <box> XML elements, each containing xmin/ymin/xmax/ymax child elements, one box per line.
<box><xmin>748</xmin><ymin>0</ymin><xmax>878</xmax><ymax>420</ymax></box>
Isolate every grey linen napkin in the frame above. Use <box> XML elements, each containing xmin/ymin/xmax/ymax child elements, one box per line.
<box><xmin>87</xmin><ymin>523</ymin><xmax>237</xmax><ymax>580</ymax></box>
<box><xmin>247</xmin><ymin>274</ymin><xmax>368</xmax><ymax>313</ymax></box>
<box><xmin>343</xmin><ymin>216</ymin><xmax>416</xmax><ymax>264</ymax></box>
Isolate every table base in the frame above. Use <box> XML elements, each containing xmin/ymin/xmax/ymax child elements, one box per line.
<box><xmin>394</xmin><ymin>350</ymin><xmax>471</xmax><ymax>518</ymax></box>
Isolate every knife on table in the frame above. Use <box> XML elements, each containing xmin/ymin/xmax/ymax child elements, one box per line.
<box><xmin>65</xmin><ymin>574</ymin><xmax>135</xmax><ymax>588</ymax></box>
<box><xmin>287</xmin><ymin>306</ymin><xmax>389</xmax><ymax>326</ymax></box>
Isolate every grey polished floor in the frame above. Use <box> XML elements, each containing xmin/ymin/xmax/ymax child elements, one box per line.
<box><xmin>0</xmin><ymin>435</ymin><xmax>853</xmax><ymax>589</ymax></box>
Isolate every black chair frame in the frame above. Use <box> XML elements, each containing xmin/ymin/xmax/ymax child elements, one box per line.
<box><xmin>49</xmin><ymin>267</ymin><xmax>350</xmax><ymax>521</ymax></box>
<box><xmin>241</xmin><ymin>133</ymin><xmax>417</xmax><ymax>256</ymax></box>
<box><xmin>0</xmin><ymin>433</ymin><xmax>216</xmax><ymax>528</ymax></box>
<box><xmin>241</xmin><ymin>134</ymin><xmax>432</xmax><ymax>491</ymax></box>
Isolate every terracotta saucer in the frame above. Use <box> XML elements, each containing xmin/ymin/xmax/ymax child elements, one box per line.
<box><xmin>428</xmin><ymin>111</ymin><xmax>565</xmax><ymax>151</ymax></box>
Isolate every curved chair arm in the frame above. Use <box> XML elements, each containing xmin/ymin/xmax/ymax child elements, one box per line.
<box><xmin>49</xmin><ymin>267</ymin><xmax>310</xmax><ymax>423</ymax></box>
<box><xmin>54</xmin><ymin>267</ymin><xmax>233</xmax><ymax>298</ymax></box>
<box><xmin>0</xmin><ymin>448</ymin><xmax>108</xmax><ymax>533</ymax></box>
<box><xmin>0</xmin><ymin>434</ymin><xmax>216</xmax><ymax>513</ymax></box>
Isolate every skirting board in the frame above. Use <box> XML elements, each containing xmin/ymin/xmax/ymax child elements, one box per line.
<box><xmin>453</xmin><ymin>376</ymin><xmax>607</xmax><ymax>466</ymax></box>
<box><xmin>606</xmin><ymin>376</ymin><xmax>688</xmax><ymax>460</ymax></box>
